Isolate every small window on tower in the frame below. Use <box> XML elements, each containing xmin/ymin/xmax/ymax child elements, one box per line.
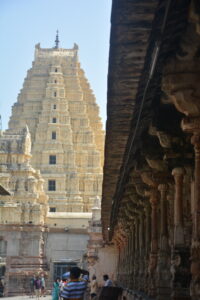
<box><xmin>48</xmin><ymin>180</ymin><xmax>56</xmax><ymax>191</ymax></box>
<box><xmin>52</xmin><ymin>132</ymin><xmax>56</xmax><ymax>140</ymax></box>
<box><xmin>54</xmin><ymin>79</ymin><xmax>57</xmax><ymax>83</ymax></box>
<box><xmin>50</xmin><ymin>207</ymin><xmax>56</xmax><ymax>212</ymax></box>
<box><xmin>55</xmin><ymin>68</ymin><xmax>58</xmax><ymax>72</ymax></box>
<box><xmin>52</xmin><ymin>118</ymin><xmax>57</xmax><ymax>123</ymax></box>
<box><xmin>49</xmin><ymin>155</ymin><xmax>56</xmax><ymax>165</ymax></box>
<box><xmin>53</xmin><ymin>104</ymin><xmax>56</xmax><ymax>109</ymax></box>
<box><xmin>54</xmin><ymin>91</ymin><xmax>57</xmax><ymax>97</ymax></box>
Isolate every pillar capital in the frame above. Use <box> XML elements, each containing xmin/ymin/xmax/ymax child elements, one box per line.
<box><xmin>144</xmin><ymin>201</ymin><xmax>151</xmax><ymax>213</ymax></box>
<box><xmin>181</xmin><ymin>116</ymin><xmax>200</xmax><ymax>134</ymax></box>
<box><xmin>158</xmin><ymin>183</ymin><xmax>168</xmax><ymax>193</ymax></box>
<box><xmin>172</xmin><ymin>167</ymin><xmax>186</xmax><ymax>178</ymax></box>
<box><xmin>145</xmin><ymin>189</ymin><xmax>159</xmax><ymax>206</ymax></box>
<box><xmin>191</xmin><ymin>133</ymin><xmax>200</xmax><ymax>150</ymax></box>
<box><xmin>141</xmin><ymin>170</ymin><xmax>158</xmax><ymax>188</ymax></box>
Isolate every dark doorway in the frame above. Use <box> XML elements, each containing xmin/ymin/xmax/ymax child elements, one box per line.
<box><xmin>0</xmin><ymin>265</ymin><xmax>5</xmax><ymax>278</ymax></box>
<box><xmin>53</xmin><ymin>262</ymin><xmax>77</xmax><ymax>279</ymax></box>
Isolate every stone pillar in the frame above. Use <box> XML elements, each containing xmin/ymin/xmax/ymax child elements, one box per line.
<box><xmin>130</xmin><ymin>224</ymin><xmax>135</xmax><ymax>290</ymax></box>
<box><xmin>144</xmin><ymin>203</ymin><xmax>151</xmax><ymax>257</ymax></box>
<box><xmin>138</xmin><ymin>210</ymin><xmax>145</xmax><ymax>291</ymax></box>
<box><xmin>171</xmin><ymin>167</ymin><xmax>191</xmax><ymax>300</ymax></box>
<box><xmin>156</xmin><ymin>184</ymin><xmax>171</xmax><ymax>300</ymax></box>
<box><xmin>182</xmin><ymin>118</ymin><xmax>200</xmax><ymax>300</ymax></box>
<box><xmin>147</xmin><ymin>189</ymin><xmax>159</xmax><ymax>298</ymax></box>
<box><xmin>191</xmin><ymin>133</ymin><xmax>200</xmax><ymax>240</ymax></box>
<box><xmin>117</xmin><ymin>241</ymin><xmax>122</xmax><ymax>283</ymax></box>
<box><xmin>190</xmin><ymin>133</ymin><xmax>200</xmax><ymax>300</ymax></box>
<box><xmin>144</xmin><ymin>203</ymin><xmax>151</xmax><ymax>293</ymax></box>
<box><xmin>117</xmin><ymin>238</ymin><xmax>123</xmax><ymax>284</ymax></box>
<box><xmin>124</xmin><ymin>235</ymin><xmax>128</xmax><ymax>286</ymax></box>
<box><xmin>133</xmin><ymin>217</ymin><xmax>140</xmax><ymax>290</ymax></box>
<box><xmin>172</xmin><ymin>168</ymin><xmax>185</xmax><ymax>245</ymax></box>
<box><xmin>127</xmin><ymin>230</ymin><xmax>132</xmax><ymax>288</ymax></box>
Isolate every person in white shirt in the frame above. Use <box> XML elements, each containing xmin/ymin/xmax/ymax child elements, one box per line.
<box><xmin>41</xmin><ymin>275</ymin><xmax>46</xmax><ymax>297</ymax></box>
<box><xmin>90</xmin><ymin>275</ymin><xmax>98</xmax><ymax>299</ymax></box>
<box><xmin>103</xmin><ymin>274</ymin><xmax>113</xmax><ymax>287</ymax></box>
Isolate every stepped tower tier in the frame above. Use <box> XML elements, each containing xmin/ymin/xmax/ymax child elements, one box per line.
<box><xmin>8</xmin><ymin>42</ymin><xmax>104</xmax><ymax>212</ymax></box>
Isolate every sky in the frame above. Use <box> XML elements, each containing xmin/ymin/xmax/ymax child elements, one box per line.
<box><xmin>0</xmin><ymin>0</ymin><xmax>112</xmax><ymax>130</ymax></box>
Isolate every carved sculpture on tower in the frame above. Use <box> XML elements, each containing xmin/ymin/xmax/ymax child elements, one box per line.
<box><xmin>0</xmin><ymin>128</ymin><xmax>48</xmax><ymax>296</ymax></box>
<box><xmin>8</xmin><ymin>38</ymin><xmax>104</xmax><ymax>213</ymax></box>
<box><xmin>0</xmin><ymin>35</ymin><xmax>104</xmax><ymax>295</ymax></box>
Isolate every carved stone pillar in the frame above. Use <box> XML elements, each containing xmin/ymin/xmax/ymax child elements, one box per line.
<box><xmin>133</xmin><ymin>216</ymin><xmax>140</xmax><ymax>290</ymax></box>
<box><xmin>127</xmin><ymin>230</ymin><xmax>132</xmax><ymax>289</ymax></box>
<box><xmin>172</xmin><ymin>168</ymin><xmax>185</xmax><ymax>245</ymax></box>
<box><xmin>191</xmin><ymin>132</ymin><xmax>200</xmax><ymax>300</ymax></box>
<box><xmin>144</xmin><ymin>203</ymin><xmax>151</xmax><ymax>257</ymax></box>
<box><xmin>125</xmin><ymin>235</ymin><xmax>129</xmax><ymax>287</ymax></box>
<box><xmin>130</xmin><ymin>224</ymin><xmax>135</xmax><ymax>290</ymax></box>
<box><xmin>138</xmin><ymin>210</ymin><xmax>145</xmax><ymax>291</ymax></box>
<box><xmin>156</xmin><ymin>184</ymin><xmax>171</xmax><ymax>300</ymax></box>
<box><xmin>171</xmin><ymin>167</ymin><xmax>191</xmax><ymax>300</ymax></box>
<box><xmin>117</xmin><ymin>242</ymin><xmax>122</xmax><ymax>283</ymax></box>
<box><xmin>144</xmin><ymin>203</ymin><xmax>151</xmax><ymax>293</ymax></box>
<box><xmin>146</xmin><ymin>189</ymin><xmax>159</xmax><ymax>298</ymax></box>
<box><xmin>116</xmin><ymin>227</ymin><xmax>126</xmax><ymax>284</ymax></box>
<box><xmin>191</xmin><ymin>133</ymin><xmax>200</xmax><ymax>240</ymax></box>
<box><xmin>182</xmin><ymin>117</ymin><xmax>200</xmax><ymax>300</ymax></box>
<box><xmin>119</xmin><ymin>242</ymin><xmax>125</xmax><ymax>284</ymax></box>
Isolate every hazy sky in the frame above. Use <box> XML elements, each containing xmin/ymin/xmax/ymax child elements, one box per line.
<box><xmin>0</xmin><ymin>0</ymin><xmax>112</xmax><ymax>129</ymax></box>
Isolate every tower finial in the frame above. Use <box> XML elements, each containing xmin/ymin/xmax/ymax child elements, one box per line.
<box><xmin>54</xmin><ymin>30</ymin><xmax>60</xmax><ymax>49</ymax></box>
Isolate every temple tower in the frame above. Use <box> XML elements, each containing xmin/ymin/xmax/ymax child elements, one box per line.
<box><xmin>8</xmin><ymin>39</ymin><xmax>104</xmax><ymax>213</ymax></box>
<box><xmin>0</xmin><ymin>127</ymin><xmax>48</xmax><ymax>296</ymax></box>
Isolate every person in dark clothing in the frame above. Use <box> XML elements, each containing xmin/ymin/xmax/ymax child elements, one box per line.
<box><xmin>34</xmin><ymin>276</ymin><xmax>42</xmax><ymax>300</ymax></box>
<box><xmin>0</xmin><ymin>279</ymin><xmax>4</xmax><ymax>297</ymax></box>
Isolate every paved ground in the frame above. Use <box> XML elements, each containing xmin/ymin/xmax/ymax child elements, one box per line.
<box><xmin>2</xmin><ymin>296</ymin><xmax>52</xmax><ymax>300</ymax></box>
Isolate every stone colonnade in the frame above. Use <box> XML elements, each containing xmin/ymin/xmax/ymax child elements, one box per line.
<box><xmin>111</xmin><ymin>9</ymin><xmax>200</xmax><ymax>298</ymax></box>
<box><xmin>114</xmin><ymin>117</ymin><xmax>200</xmax><ymax>300</ymax></box>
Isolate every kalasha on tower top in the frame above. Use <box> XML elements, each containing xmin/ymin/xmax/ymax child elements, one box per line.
<box><xmin>8</xmin><ymin>33</ymin><xmax>104</xmax><ymax>213</ymax></box>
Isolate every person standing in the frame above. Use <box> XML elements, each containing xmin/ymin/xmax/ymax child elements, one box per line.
<box><xmin>59</xmin><ymin>279</ymin><xmax>67</xmax><ymax>300</ymax></box>
<box><xmin>61</xmin><ymin>267</ymin><xmax>87</xmax><ymax>300</ymax></box>
<box><xmin>103</xmin><ymin>274</ymin><xmax>113</xmax><ymax>287</ymax></box>
<box><xmin>0</xmin><ymin>278</ymin><xmax>4</xmax><ymax>297</ymax></box>
<box><xmin>41</xmin><ymin>274</ymin><xmax>46</xmax><ymax>297</ymax></box>
<box><xmin>29</xmin><ymin>275</ymin><xmax>35</xmax><ymax>298</ymax></box>
<box><xmin>52</xmin><ymin>278</ymin><xmax>60</xmax><ymax>300</ymax></box>
<box><xmin>34</xmin><ymin>276</ymin><xmax>42</xmax><ymax>300</ymax></box>
<box><xmin>90</xmin><ymin>275</ymin><xmax>98</xmax><ymax>299</ymax></box>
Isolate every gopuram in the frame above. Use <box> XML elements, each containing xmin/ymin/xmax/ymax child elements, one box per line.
<box><xmin>0</xmin><ymin>33</ymin><xmax>104</xmax><ymax>295</ymax></box>
<box><xmin>101</xmin><ymin>1</ymin><xmax>200</xmax><ymax>300</ymax></box>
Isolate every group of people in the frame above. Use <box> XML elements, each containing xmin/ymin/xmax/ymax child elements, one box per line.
<box><xmin>30</xmin><ymin>274</ymin><xmax>46</xmax><ymax>299</ymax></box>
<box><xmin>52</xmin><ymin>267</ymin><xmax>113</xmax><ymax>300</ymax></box>
<box><xmin>29</xmin><ymin>269</ymin><xmax>113</xmax><ymax>300</ymax></box>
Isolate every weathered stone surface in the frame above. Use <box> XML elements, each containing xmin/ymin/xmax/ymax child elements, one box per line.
<box><xmin>0</xmin><ymin>42</ymin><xmax>104</xmax><ymax>294</ymax></box>
<box><xmin>101</xmin><ymin>0</ymin><xmax>200</xmax><ymax>299</ymax></box>
<box><xmin>8</xmin><ymin>43</ymin><xmax>104</xmax><ymax>214</ymax></box>
<box><xmin>0</xmin><ymin>129</ymin><xmax>48</xmax><ymax>295</ymax></box>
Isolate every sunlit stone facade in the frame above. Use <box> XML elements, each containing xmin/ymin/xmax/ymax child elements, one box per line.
<box><xmin>8</xmin><ymin>43</ymin><xmax>104</xmax><ymax>213</ymax></box>
<box><xmin>0</xmin><ymin>128</ymin><xmax>48</xmax><ymax>295</ymax></box>
<box><xmin>0</xmin><ymin>41</ymin><xmax>104</xmax><ymax>295</ymax></box>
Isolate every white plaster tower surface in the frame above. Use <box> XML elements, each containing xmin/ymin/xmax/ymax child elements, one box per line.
<box><xmin>8</xmin><ymin>40</ymin><xmax>104</xmax><ymax>213</ymax></box>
